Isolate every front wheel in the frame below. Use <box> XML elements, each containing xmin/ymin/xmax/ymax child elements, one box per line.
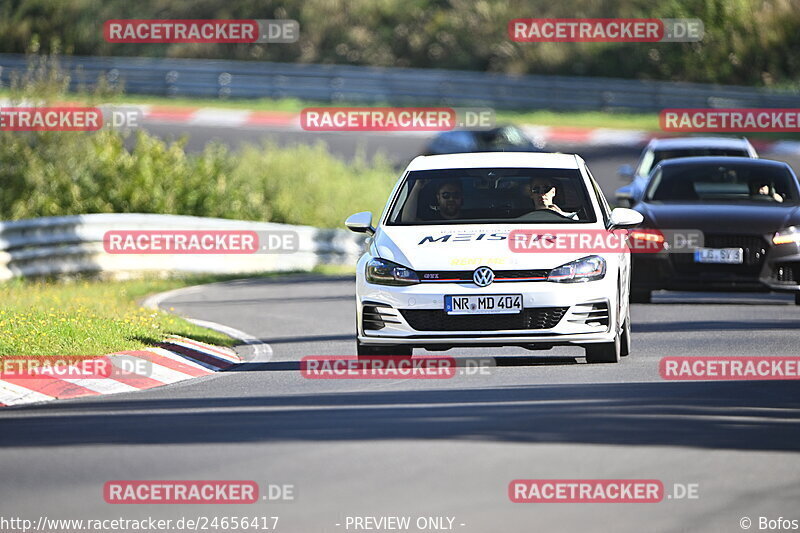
<box><xmin>584</xmin><ymin>334</ymin><xmax>621</xmax><ymax>364</ymax></box>
<box><xmin>630</xmin><ymin>288</ymin><xmax>651</xmax><ymax>304</ymax></box>
<box><xmin>620</xmin><ymin>308</ymin><xmax>631</xmax><ymax>357</ymax></box>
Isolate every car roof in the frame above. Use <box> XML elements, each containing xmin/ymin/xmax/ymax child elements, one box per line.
<box><xmin>656</xmin><ymin>156</ymin><xmax>788</xmax><ymax>169</ymax></box>
<box><xmin>406</xmin><ymin>152</ymin><xmax>581</xmax><ymax>171</ymax></box>
<box><xmin>647</xmin><ymin>136</ymin><xmax>753</xmax><ymax>150</ymax></box>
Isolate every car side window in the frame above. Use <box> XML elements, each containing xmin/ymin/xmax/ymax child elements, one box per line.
<box><xmin>636</xmin><ymin>149</ymin><xmax>655</xmax><ymax>178</ymax></box>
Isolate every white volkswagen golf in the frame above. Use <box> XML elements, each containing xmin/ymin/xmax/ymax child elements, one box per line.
<box><xmin>345</xmin><ymin>152</ymin><xmax>643</xmax><ymax>363</ymax></box>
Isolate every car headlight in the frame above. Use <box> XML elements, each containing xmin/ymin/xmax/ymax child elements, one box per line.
<box><xmin>365</xmin><ymin>258</ymin><xmax>420</xmax><ymax>286</ymax></box>
<box><xmin>548</xmin><ymin>255</ymin><xmax>606</xmax><ymax>283</ymax></box>
<box><xmin>773</xmin><ymin>226</ymin><xmax>800</xmax><ymax>246</ymax></box>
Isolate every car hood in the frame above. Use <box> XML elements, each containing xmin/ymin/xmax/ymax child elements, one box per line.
<box><xmin>372</xmin><ymin>224</ymin><xmax>599</xmax><ymax>271</ymax></box>
<box><xmin>636</xmin><ymin>202</ymin><xmax>800</xmax><ymax>233</ymax></box>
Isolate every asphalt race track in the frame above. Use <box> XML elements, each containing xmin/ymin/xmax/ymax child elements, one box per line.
<box><xmin>1</xmin><ymin>124</ymin><xmax>799</xmax><ymax>532</ymax></box>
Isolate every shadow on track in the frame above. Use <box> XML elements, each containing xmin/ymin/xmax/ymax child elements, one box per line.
<box><xmin>634</xmin><ymin>319</ymin><xmax>800</xmax><ymax>333</ymax></box>
<box><xmin>3</xmin><ymin>381</ymin><xmax>799</xmax><ymax>452</ymax></box>
<box><xmin>228</xmin><ymin>355</ymin><xmax>580</xmax><ymax>372</ymax></box>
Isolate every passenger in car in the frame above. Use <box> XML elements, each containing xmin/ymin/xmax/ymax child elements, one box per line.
<box><xmin>750</xmin><ymin>181</ymin><xmax>784</xmax><ymax>203</ymax></box>
<box><xmin>526</xmin><ymin>177</ymin><xmax>579</xmax><ymax>219</ymax></box>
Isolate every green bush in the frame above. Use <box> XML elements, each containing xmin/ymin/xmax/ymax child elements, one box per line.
<box><xmin>0</xmin><ymin>129</ymin><xmax>398</xmax><ymax>227</ymax></box>
<box><xmin>0</xmin><ymin>52</ymin><xmax>398</xmax><ymax>228</ymax></box>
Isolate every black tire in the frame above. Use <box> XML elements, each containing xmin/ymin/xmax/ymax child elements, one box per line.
<box><xmin>620</xmin><ymin>313</ymin><xmax>631</xmax><ymax>357</ymax></box>
<box><xmin>630</xmin><ymin>288</ymin><xmax>651</xmax><ymax>304</ymax></box>
<box><xmin>356</xmin><ymin>339</ymin><xmax>413</xmax><ymax>358</ymax></box>
<box><xmin>795</xmin><ymin>293</ymin><xmax>800</xmax><ymax>306</ymax></box>
<box><xmin>585</xmin><ymin>334</ymin><xmax>621</xmax><ymax>364</ymax></box>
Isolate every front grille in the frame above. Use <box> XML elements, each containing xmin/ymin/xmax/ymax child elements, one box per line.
<box><xmin>418</xmin><ymin>269</ymin><xmax>549</xmax><ymax>283</ymax></box>
<box><xmin>671</xmin><ymin>234</ymin><xmax>767</xmax><ymax>277</ymax></box>
<box><xmin>770</xmin><ymin>262</ymin><xmax>800</xmax><ymax>285</ymax></box>
<box><xmin>399</xmin><ymin>307</ymin><xmax>568</xmax><ymax>331</ymax></box>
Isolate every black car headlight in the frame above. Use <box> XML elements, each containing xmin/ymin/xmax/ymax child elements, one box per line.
<box><xmin>773</xmin><ymin>226</ymin><xmax>800</xmax><ymax>246</ymax></box>
<box><xmin>548</xmin><ymin>255</ymin><xmax>606</xmax><ymax>283</ymax></box>
<box><xmin>365</xmin><ymin>258</ymin><xmax>420</xmax><ymax>286</ymax></box>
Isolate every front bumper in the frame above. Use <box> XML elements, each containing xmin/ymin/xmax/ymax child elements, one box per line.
<box><xmin>631</xmin><ymin>235</ymin><xmax>800</xmax><ymax>293</ymax></box>
<box><xmin>356</xmin><ymin>277</ymin><xmax>618</xmax><ymax>348</ymax></box>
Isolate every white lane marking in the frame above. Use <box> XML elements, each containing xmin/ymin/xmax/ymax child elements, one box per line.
<box><xmin>143</xmin><ymin>283</ymin><xmax>275</xmax><ymax>365</ymax></box>
<box><xmin>186</xmin><ymin>318</ymin><xmax>273</xmax><ymax>364</ymax></box>
<box><xmin>0</xmin><ymin>381</ymin><xmax>55</xmax><ymax>406</ymax></box>
<box><xmin>141</xmin><ymin>285</ymin><xmax>203</xmax><ymax>310</ymax></box>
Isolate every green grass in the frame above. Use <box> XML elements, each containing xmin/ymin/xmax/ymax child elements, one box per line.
<box><xmin>494</xmin><ymin>110</ymin><xmax>660</xmax><ymax>131</ymax></box>
<box><xmin>0</xmin><ymin>270</ymin><xmax>344</xmax><ymax>357</ymax></box>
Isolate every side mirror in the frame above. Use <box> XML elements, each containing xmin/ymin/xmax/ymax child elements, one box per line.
<box><xmin>618</xmin><ymin>164</ymin><xmax>634</xmax><ymax>180</ymax></box>
<box><xmin>345</xmin><ymin>211</ymin><xmax>375</xmax><ymax>235</ymax></box>
<box><xmin>609</xmin><ymin>207</ymin><xmax>643</xmax><ymax>229</ymax></box>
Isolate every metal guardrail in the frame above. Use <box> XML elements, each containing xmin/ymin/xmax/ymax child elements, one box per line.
<box><xmin>1</xmin><ymin>53</ymin><xmax>799</xmax><ymax>112</ymax></box>
<box><xmin>0</xmin><ymin>214</ymin><xmax>365</xmax><ymax>280</ymax></box>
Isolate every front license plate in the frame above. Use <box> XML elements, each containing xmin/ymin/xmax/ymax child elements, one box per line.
<box><xmin>694</xmin><ymin>247</ymin><xmax>744</xmax><ymax>264</ymax></box>
<box><xmin>445</xmin><ymin>294</ymin><xmax>523</xmax><ymax>315</ymax></box>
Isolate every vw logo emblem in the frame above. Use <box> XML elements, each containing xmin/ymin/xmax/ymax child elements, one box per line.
<box><xmin>473</xmin><ymin>266</ymin><xmax>495</xmax><ymax>287</ymax></box>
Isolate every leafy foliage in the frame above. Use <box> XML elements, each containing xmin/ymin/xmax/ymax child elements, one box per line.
<box><xmin>0</xmin><ymin>0</ymin><xmax>799</xmax><ymax>86</ymax></box>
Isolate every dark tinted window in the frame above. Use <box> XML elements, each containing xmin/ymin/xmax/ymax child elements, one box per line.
<box><xmin>386</xmin><ymin>167</ymin><xmax>596</xmax><ymax>225</ymax></box>
<box><xmin>639</xmin><ymin>147</ymin><xmax>750</xmax><ymax>177</ymax></box>
<box><xmin>645</xmin><ymin>163</ymin><xmax>798</xmax><ymax>204</ymax></box>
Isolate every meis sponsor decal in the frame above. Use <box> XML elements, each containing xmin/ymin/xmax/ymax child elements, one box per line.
<box><xmin>418</xmin><ymin>232</ymin><xmax>508</xmax><ymax>245</ymax></box>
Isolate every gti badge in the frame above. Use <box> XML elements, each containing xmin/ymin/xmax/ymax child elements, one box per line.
<box><xmin>473</xmin><ymin>266</ymin><xmax>495</xmax><ymax>287</ymax></box>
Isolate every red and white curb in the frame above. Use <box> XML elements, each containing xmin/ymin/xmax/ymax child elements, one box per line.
<box><xmin>5</xmin><ymin>99</ymin><xmax>800</xmax><ymax>153</ymax></box>
<box><xmin>138</xmin><ymin>104</ymin><xmax>299</xmax><ymax>129</ymax></box>
<box><xmin>0</xmin><ymin>336</ymin><xmax>241</xmax><ymax>407</ymax></box>
<box><xmin>132</xmin><ymin>104</ymin><xmax>800</xmax><ymax>155</ymax></box>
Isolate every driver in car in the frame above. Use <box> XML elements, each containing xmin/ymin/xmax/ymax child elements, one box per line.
<box><xmin>433</xmin><ymin>180</ymin><xmax>463</xmax><ymax>220</ymax></box>
<box><xmin>526</xmin><ymin>177</ymin><xmax>578</xmax><ymax>219</ymax></box>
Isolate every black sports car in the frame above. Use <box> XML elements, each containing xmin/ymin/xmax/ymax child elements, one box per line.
<box><xmin>630</xmin><ymin>156</ymin><xmax>800</xmax><ymax>304</ymax></box>
<box><xmin>422</xmin><ymin>125</ymin><xmax>545</xmax><ymax>155</ymax></box>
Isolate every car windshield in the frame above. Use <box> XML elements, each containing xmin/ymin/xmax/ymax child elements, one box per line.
<box><xmin>638</xmin><ymin>147</ymin><xmax>749</xmax><ymax>177</ymax></box>
<box><xmin>645</xmin><ymin>162</ymin><xmax>798</xmax><ymax>204</ymax></box>
<box><xmin>386</xmin><ymin>167</ymin><xmax>597</xmax><ymax>225</ymax></box>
